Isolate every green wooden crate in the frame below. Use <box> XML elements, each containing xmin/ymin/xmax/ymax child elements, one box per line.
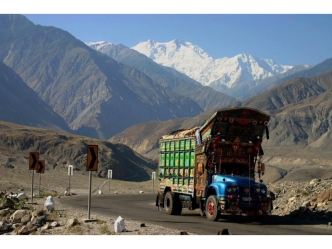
<box><xmin>165</xmin><ymin>141</ymin><xmax>170</xmax><ymax>152</ymax></box>
<box><xmin>159</xmin><ymin>153</ymin><xmax>165</xmax><ymax>167</ymax></box>
<box><xmin>180</xmin><ymin>140</ymin><xmax>185</xmax><ymax>150</ymax></box>
<box><xmin>175</xmin><ymin>140</ymin><xmax>180</xmax><ymax>151</ymax></box>
<box><xmin>170</xmin><ymin>153</ymin><xmax>174</xmax><ymax>167</ymax></box>
<box><xmin>185</xmin><ymin>139</ymin><xmax>191</xmax><ymax>150</ymax></box>
<box><xmin>165</xmin><ymin>153</ymin><xmax>169</xmax><ymax>167</ymax></box>
<box><xmin>179</xmin><ymin>152</ymin><xmax>184</xmax><ymax>166</ymax></box>
<box><xmin>185</xmin><ymin>152</ymin><xmax>190</xmax><ymax>167</ymax></box>
<box><xmin>170</xmin><ymin>141</ymin><xmax>175</xmax><ymax>151</ymax></box>
<box><xmin>174</xmin><ymin>152</ymin><xmax>179</xmax><ymax>167</ymax></box>
<box><xmin>160</xmin><ymin>141</ymin><xmax>165</xmax><ymax>152</ymax></box>
<box><xmin>190</xmin><ymin>151</ymin><xmax>195</xmax><ymax>167</ymax></box>
<box><xmin>190</xmin><ymin>139</ymin><xmax>196</xmax><ymax>150</ymax></box>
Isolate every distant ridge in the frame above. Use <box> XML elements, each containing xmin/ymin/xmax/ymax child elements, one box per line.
<box><xmin>86</xmin><ymin>41</ymin><xmax>237</xmax><ymax>111</ymax></box>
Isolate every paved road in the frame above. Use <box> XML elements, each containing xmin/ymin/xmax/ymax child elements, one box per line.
<box><xmin>59</xmin><ymin>193</ymin><xmax>332</xmax><ymax>235</ymax></box>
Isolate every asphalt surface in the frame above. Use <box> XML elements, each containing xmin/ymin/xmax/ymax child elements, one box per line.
<box><xmin>59</xmin><ymin>193</ymin><xmax>332</xmax><ymax>235</ymax></box>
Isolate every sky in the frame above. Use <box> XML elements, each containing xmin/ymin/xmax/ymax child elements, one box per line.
<box><xmin>3</xmin><ymin>1</ymin><xmax>332</xmax><ymax>66</ymax></box>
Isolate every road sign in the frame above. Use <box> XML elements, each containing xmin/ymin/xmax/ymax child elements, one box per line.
<box><xmin>108</xmin><ymin>170</ymin><xmax>112</xmax><ymax>179</ymax></box>
<box><xmin>68</xmin><ymin>165</ymin><xmax>73</xmax><ymax>176</ymax></box>
<box><xmin>36</xmin><ymin>160</ymin><xmax>45</xmax><ymax>174</ymax></box>
<box><xmin>87</xmin><ymin>145</ymin><xmax>98</xmax><ymax>171</ymax></box>
<box><xmin>29</xmin><ymin>152</ymin><xmax>39</xmax><ymax>170</ymax></box>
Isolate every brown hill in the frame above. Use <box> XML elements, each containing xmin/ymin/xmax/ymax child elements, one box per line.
<box><xmin>240</xmin><ymin>69</ymin><xmax>332</xmax><ymax>111</ymax></box>
<box><xmin>0</xmin><ymin>120</ymin><xmax>156</xmax><ymax>182</ymax></box>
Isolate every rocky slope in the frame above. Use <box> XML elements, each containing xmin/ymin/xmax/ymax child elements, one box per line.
<box><xmin>267</xmin><ymin>178</ymin><xmax>332</xmax><ymax>224</ymax></box>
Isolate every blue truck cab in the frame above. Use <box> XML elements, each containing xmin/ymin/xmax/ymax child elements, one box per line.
<box><xmin>156</xmin><ymin>107</ymin><xmax>272</xmax><ymax>221</ymax></box>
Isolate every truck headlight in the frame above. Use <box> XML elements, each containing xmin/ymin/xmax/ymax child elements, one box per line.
<box><xmin>256</xmin><ymin>188</ymin><xmax>266</xmax><ymax>194</ymax></box>
<box><xmin>226</xmin><ymin>187</ymin><xmax>237</xmax><ymax>193</ymax></box>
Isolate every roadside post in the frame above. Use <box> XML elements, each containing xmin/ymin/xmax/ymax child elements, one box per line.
<box><xmin>86</xmin><ymin>145</ymin><xmax>98</xmax><ymax>221</ymax></box>
<box><xmin>28</xmin><ymin>152</ymin><xmax>39</xmax><ymax>204</ymax></box>
<box><xmin>68</xmin><ymin>165</ymin><xmax>73</xmax><ymax>195</ymax></box>
<box><xmin>152</xmin><ymin>172</ymin><xmax>156</xmax><ymax>193</ymax></box>
<box><xmin>36</xmin><ymin>160</ymin><xmax>45</xmax><ymax>197</ymax></box>
<box><xmin>108</xmin><ymin>170</ymin><xmax>112</xmax><ymax>194</ymax></box>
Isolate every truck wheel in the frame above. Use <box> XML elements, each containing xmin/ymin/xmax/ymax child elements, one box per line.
<box><xmin>164</xmin><ymin>191</ymin><xmax>177</xmax><ymax>215</ymax></box>
<box><xmin>206</xmin><ymin>195</ymin><xmax>220</xmax><ymax>221</ymax></box>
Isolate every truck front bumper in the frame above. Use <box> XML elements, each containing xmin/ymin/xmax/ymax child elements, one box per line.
<box><xmin>219</xmin><ymin>195</ymin><xmax>270</xmax><ymax>216</ymax></box>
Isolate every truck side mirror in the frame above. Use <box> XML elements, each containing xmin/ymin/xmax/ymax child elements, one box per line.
<box><xmin>196</xmin><ymin>129</ymin><xmax>202</xmax><ymax>145</ymax></box>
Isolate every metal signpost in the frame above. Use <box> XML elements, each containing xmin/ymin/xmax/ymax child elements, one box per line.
<box><xmin>36</xmin><ymin>160</ymin><xmax>45</xmax><ymax>197</ymax></box>
<box><xmin>108</xmin><ymin>170</ymin><xmax>112</xmax><ymax>194</ymax></box>
<box><xmin>86</xmin><ymin>145</ymin><xmax>98</xmax><ymax>221</ymax></box>
<box><xmin>68</xmin><ymin>165</ymin><xmax>73</xmax><ymax>195</ymax></box>
<box><xmin>152</xmin><ymin>172</ymin><xmax>156</xmax><ymax>193</ymax></box>
<box><xmin>28</xmin><ymin>152</ymin><xmax>39</xmax><ymax>204</ymax></box>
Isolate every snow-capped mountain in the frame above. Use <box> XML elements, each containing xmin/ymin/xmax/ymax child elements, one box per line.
<box><xmin>86</xmin><ymin>41</ymin><xmax>113</xmax><ymax>52</ymax></box>
<box><xmin>131</xmin><ymin>39</ymin><xmax>294</xmax><ymax>92</ymax></box>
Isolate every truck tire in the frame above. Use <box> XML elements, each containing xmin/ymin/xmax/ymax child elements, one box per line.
<box><xmin>164</xmin><ymin>191</ymin><xmax>181</xmax><ymax>215</ymax></box>
<box><xmin>206</xmin><ymin>195</ymin><xmax>220</xmax><ymax>221</ymax></box>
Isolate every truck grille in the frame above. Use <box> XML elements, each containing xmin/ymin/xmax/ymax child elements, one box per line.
<box><xmin>239</xmin><ymin>187</ymin><xmax>255</xmax><ymax>195</ymax></box>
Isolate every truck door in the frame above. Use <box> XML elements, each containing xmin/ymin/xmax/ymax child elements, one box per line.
<box><xmin>195</xmin><ymin>154</ymin><xmax>207</xmax><ymax>199</ymax></box>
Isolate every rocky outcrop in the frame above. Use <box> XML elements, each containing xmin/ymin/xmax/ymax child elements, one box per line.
<box><xmin>267</xmin><ymin>178</ymin><xmax>332</xmax><ymax>224</ymax></box>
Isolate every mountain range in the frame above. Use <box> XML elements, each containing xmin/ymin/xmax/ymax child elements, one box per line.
<box><xmin>1</xmin><ymin>14</ymin><xmax>332</xmax><ymax>181</ymax></box>
<box><xmin>131</xmin><ymin>39</ymin><xmax>311</xmax><ymax>99</ymax></box>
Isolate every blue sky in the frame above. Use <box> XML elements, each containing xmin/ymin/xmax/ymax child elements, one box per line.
<box><xmin>5</xmin><ymin>1</ymin><xmax>332</xmax><ymax>66</ymax></box>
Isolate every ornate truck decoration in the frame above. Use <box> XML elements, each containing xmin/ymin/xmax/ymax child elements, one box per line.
<box><xmin>156</xmin><ymin>107</ymin><xmax>272</xmax><ymax>221</ymax></box>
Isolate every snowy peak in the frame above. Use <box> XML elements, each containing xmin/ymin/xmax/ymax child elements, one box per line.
<box><xmin>85</xmin><ymin>41</ymin><xmax>113</xmax><ymax>51</ymax></box>
<box><xmin>131</xmin><ymin>39</ymin><xmax>295</xmax><ymax>91</ymax></box>
<box><xmin>132</xmin><ymin>39</ymin><xmax>213</xmax><ymax>63</ymax></box>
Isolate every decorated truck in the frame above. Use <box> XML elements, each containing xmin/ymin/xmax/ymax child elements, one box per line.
<box><xmin>155</xmin><ymin>107</ymin><xmax>272</xmax><ymax>221</ymax></box>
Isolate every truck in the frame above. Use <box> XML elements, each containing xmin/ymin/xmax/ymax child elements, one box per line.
<box><xmin>155</xmin><ymin>107</ymin><xmax>272</xmax><ymax>221</ymax></box>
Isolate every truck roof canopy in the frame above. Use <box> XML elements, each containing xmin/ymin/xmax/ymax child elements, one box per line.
<box><xmin>200</xmin><ymin>107</ymin><xmax>270</xmax><ymax>142</ymax></box>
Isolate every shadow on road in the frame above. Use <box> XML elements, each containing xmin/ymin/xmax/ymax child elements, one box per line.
<box><xmin>175</xmin><ymin>208</ymin><xmax>332</xmax><ymax>226</ymax></box>
<box><xmin>218</xmin><ymin>211</ymin><xmax>332</xmax><ymax>226</ymax></box>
